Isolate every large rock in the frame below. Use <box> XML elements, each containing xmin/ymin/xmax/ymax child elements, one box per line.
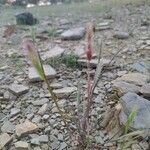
<box><xmin>15</xmin><ymin>12</ymin><xmax>38</xmax><ymax>25</ymax></box>
<box><xmin>61</xmin><ymin>27</ymin><xmax>85</xmax><ymax>40</ymax></box>
<box><xmin>112</xmin><ymin>73</ymin><xmax>149</xmax><ymax>86</ymax></box>
<box><xmin>15</xmin><ymin>120</ymin><xmax>38</xmax><ymax>137</ymax></box>
<box><xmin>120</xmin><ymin>92</ymin><xmax>150</xmax><ymax>132</ymax></box>
<box><xmin>0</xmin><ymin>133</ymin><xmax>12</xmax><ymax>149</ymax></box>
<box><xmin>113</xmin><ymin>81</ymin><xmax>140</xmax><ymax>94</ymax></box>
<box><xmin>28</xmin><ymin>65</ymin><xmax>56</xmax><ymax>82</ymax></box>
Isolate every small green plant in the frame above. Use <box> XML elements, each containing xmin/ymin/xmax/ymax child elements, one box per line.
<box><xmin>61</xmin><ymin>53</ymin><xmax>80</xmax><ymax>69</ymax></box>
<box><xmin>48</xmin><ymin>27</ymin><xmax>58</xmax><ymax>37</ymax></box>
<box><xmin>30</xmin><ymin>26</ymin><xmax>36</xmax><ymax>42</ymax></box>
<box><xmin>47</xmin><ymin>53</ymin><xmax>80</xmax><ymax>69</ymax></box>
<box><xmin>120</xmin><ymin>108</ymin><xmax>138</xmax><ymax>150</ymax></box>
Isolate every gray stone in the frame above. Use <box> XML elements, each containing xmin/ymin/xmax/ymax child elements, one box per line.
<box><xmin>53</xmin><ymin>87</ymin><xmax>77</xmax><ymax>98</ymax></box>
<box><xmin>0</xmin><ymin>133</ymin><xmax>12</xmax><ymax>149</ymax></box>
<box><xmin>37</xmin><ymin>103</ymin><xmax>48</xmax><ymax>115</ymax></box>
<box><xmin>113</xmin><ymin>31</ymin><xmax>129</xmax><ymax>39</ymax></box>
<box><xmin>120</xmin><ymin>92</ymin><xmax>150</xmax><ymax>132</ymax></box>
<box><xmin>95</xmin><ymin>22</ymin><xmax>111</xmax><ymax>31</ymax></box>
<box><xmin>32</xmin><ymin>98</ymin><xmax>49</xmax><ymax>106</ymax></box>
<box><xmin>14</xmin><ymin>141</ymin><xmax>29</xmax><ymax>150</ymax></box>
<box><xmin>50</xmin><ymin>83</ymin><xmax>63</xmax><ymax>89</ymax></box>
<box><xmin>1</xmin><ymin>121</ymin><xmax>15</xmax><ymax>133</ymax></box>
<box><xmin>59</xmin><ymin>142</ymin><xmax>67</xmax><ymax>150</ymax></box>
<box><xmin>42</xmin><ymin>46</ymin><xmax>65</xmax><ymax>60</ymax></box>
<box><xmin>78</xmin><ymin>58</ymin><xmax>110</xmax><ymax>68</ymax></box>
<box><xmin>61</xmin><ymin>27</ymin><xmax>85</xmax><ymax>40</ymax></box>
<box><xmin>140</xmin><ymin>83</ymin><xmax>150</xmax><ymax>98</ymax></box>
<box><xmin>10</xmin><ymin>108</ymin><xmax>21</xmax><ymax>117</ymax></box>
<box><xmin>113</xmin><ymin>81</ymin><xmax>140</xmax><ymax>94</ymax></box>
<box><xmin>15</xmin><ymin>120</ymin><xmax>38</xmax><ymax>137</ymax></box>
<box><xmin>58</xmin><ymin>133</ymin><xmax>63</xmax><ymax>141</ymax></box>
<box><xmin>9</xmin><ymin>84</ymin><xmax>29</xmax><ymax>96</ymax></box>
<box><xmin>95</xmin><ymin>136</ymin><xmax>104</xmax><ymax>144</ymax></box>
<box><xmin>28</xmin><ymin>65</ymin><xmax>56</xmax><ymax>82</ymax></box>
<box><xmin>112</xmin><ymin>73</ymin><xmax>149</xmax><ymax>86</ymax></box>
<box><xmin>31</xmin><ymin>135</ymin><xmax>48</xmax><ymax>145</ymax></box>
<box><xmin>32</xmin><ymin>115</ymin><xmax>41</xmax><ymax>123</ymax></box>
<box><xmin>131</xmin><ymin>62</ymin><xmax>150</xmax><ymax>73</ymax></box>
<box><xmin>42</xmin><ymin>114</ymin><xmax>49</xmax><ymax>120</ymax></box>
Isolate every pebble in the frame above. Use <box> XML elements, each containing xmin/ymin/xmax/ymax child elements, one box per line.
<box><xmin>15</xmin><ymin>120</ymin><xmax>38</xmax><ymax>137</ymax></box>
<box><xmin>9</xmin><ymin>84</ymin><xmax>29</xmax><ymax>96</ymax></box>
<box><xmin>37</xmin><ymin>103</ymin><xmax>48</xmax><ymax>115</ymax></box>
<box><xmin>14</xmin><ymin>141</ymin><xmax>29</xmax><ymax>150</ymax></box>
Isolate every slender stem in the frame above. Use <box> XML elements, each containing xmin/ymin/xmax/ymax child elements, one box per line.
<box><xmin>37</xmin><ymin>49</ymin><xmax>68</xmax><ymax>127</ymax></box>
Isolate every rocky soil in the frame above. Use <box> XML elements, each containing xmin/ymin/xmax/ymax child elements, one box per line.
<box><xmin>0</xmin><ymin>1</ymin><xmax>150</xmax><ymax>150</ymax></box>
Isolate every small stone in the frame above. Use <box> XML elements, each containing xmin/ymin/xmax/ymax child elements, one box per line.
<box><xmin>32</xmin><ymin>98</ymin><xmax>49</xmax><ymax>106</ymax></box>
<box><xmin>31</xmin><ymin>135</ymin><xmax>48</xmax><ymax>145</ymax></box>
<box><xmin>10</xmin><ymin>108</ymin><xmax>21</xmax><ymax>117</ymax></box>
<box><xmin>113</xmin><ymin>31</ymin><xmax>129</xmax><ymax>39</ymax></box>
<box><xmin>61</xmin><ymin>27</ymin><xmax>85</xmax><ymax>40</ymax></box>
<box><xmin>9</xmin><ymin>84</ymin><xmax>29</xmax><ymax>96</ymax></box>
<box><xmin>32</xmin><ymin>115</ymin><xmax>41</xmax><ymax>123</ymax></box>
<box><xmin>43</xmin><ymin>115</ymin><xmax>49</xmax><ymax>120</ymax></box>
<box><xmin>42</xmin><ymin>46</ymin><xmax>65</xmax><ymax>60</ymax></box>
<box><xmin>140</xmin><ymin>83</ymin><xmax>150</xmax><ymax>98</ymax></box>
<box><xmin>14</xmin><ymin>141</ymin><xmax>29</xmax><ymax>150</ymax></box>
<box><xmin>38</xmin><ymin>135</ymin><xmax>49</xmax><ymax>143</ymax></box>
<box><xmin>95</xmin><ymin>136</ymin><xmax>104</xmax><ymax>144</ymax></box>
<box><xmin>53</xmin><ymin>87</ymin><xmax>77</xmax><ymax>98</ymax></box>
<box><xmin>0</xmin><ymin>133</ymin><xmax>12</xmax><ymax>149</ymax></box>
<box><xmin>50</xmin><ymin>83</ymin><xmax>63</xmax><ymax>89</ymax></box>
<box><xmin>58</xmin><ymin>133</ymin><xmax>63</xmax><ymax>141</ymax></box>
<box><xmin>78</xmin><ymin>58</ymin><xmax>110</xmax><ymax>68</ymax></box>
<box><xmin>95</xmin><ymin>22</ymin><xmax>111</xmax><ymax>31</ymax></box>
<box><xmin>28</xmin><ymin>65</ymin><xmax>56</xmax><ymax>82</ymax></box>
<box><xmin>1</xmin><ymin>120</ymin><xmax>15</xmax><ymax>133</ymax></box>
<box><xmin>15</xmin><ymin>120</ymin><xmax>38</xmax><ymax>137</ymax></box>
<box><xmin>59</xmin><ymin>142</ymin><xmax>67</xmax><ymax>150</ymax></box>
<box><xmin>26</xmin><ymin>113</ymin><xmax>34</xmax><ymax>120</ymax></box>
<box><xmin>117</xmin><ymin>70</ymin><xmax>127</xmax><ymax>77</ymax></box>
<box><xmin>37</xmin><ymin>103</ymin><xmax>48</xmax><ymax>115</ymax></box>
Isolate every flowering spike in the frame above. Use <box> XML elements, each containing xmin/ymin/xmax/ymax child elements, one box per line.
<box><xmin>22</xmin><ymin>39</ymin><xmax>45</xmax><ymax>80</ymax></box>
<box><xmin>86</xmin><ymin>23</ymin><xmax>94</xmax><ymax>61</ymax></box>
